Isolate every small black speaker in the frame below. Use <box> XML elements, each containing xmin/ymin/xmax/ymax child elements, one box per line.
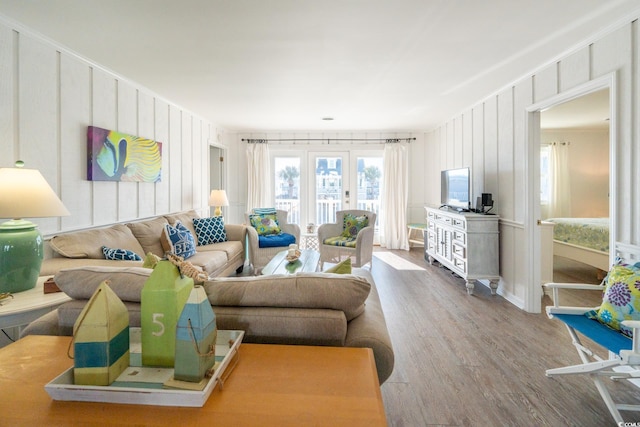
<box><xmin>482</xmin><ymin>193</ymin><xmax>493</xmax><ymax>207</ymax></box>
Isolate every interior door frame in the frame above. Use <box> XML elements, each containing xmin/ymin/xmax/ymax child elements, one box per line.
<box><xmin>524</xmin><ymin>72</ymin><xmax>617</xmax><ymax>313</ymax></box>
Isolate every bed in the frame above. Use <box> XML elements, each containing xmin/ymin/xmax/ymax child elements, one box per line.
<box><xmin>545</xmin><ymin>217</ymin><xmax>610</xmax><ymax>271</ymax></box>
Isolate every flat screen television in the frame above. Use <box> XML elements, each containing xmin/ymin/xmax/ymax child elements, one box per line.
<box><xmin>440</xmin><ymin>167</ymin><xmax>470</xmax><ymax>211</ymax></box>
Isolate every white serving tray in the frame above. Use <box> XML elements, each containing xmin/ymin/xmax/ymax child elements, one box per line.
<box><xmin>45</xmin><ymin>329</ymin><xmax>244</xmax><ymax>407</ymax></box>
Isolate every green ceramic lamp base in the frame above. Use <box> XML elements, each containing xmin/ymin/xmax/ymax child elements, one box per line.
<box><xmin>0</xmin><ymin>219</ymin><xmax>44</xmax><ymax>293</ymax></box>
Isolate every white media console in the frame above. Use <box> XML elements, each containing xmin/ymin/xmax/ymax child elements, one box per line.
<box><xmin>424</xmin><ymin>206</ymin><xmax>500</xmax><ymax>295</ymax></box>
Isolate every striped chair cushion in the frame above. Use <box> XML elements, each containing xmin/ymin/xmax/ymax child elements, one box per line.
<box><xmin>323</xmin><ymin>236</ymin><xmax>357</xmax><ymax>248</ymax></box>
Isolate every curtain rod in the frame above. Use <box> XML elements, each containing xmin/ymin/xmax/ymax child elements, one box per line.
<box><xmin>242</xmin><ymin>137</ymin><xmax>415</xmax><ymax>144</ymax></box>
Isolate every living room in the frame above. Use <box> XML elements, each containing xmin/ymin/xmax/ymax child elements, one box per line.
<box><xmin>2</xmin><ymin>1</ymin><xmax>639</xmax><ymax>314</ymax></box>
<box><xmin>1</xmin><ymin>1</ymin><xmax>640</xmax><ymax>425</ymax></box>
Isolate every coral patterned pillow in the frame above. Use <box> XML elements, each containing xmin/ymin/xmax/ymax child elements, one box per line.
<box><xmin>592</xmin><ymin>263</ymin><xmax>640</xmax><ymax>337</ymax></box>
<box><xmin>340</xmin><ymin>214</ymin><xmax>369</xmax><ymax>239</ymax></box>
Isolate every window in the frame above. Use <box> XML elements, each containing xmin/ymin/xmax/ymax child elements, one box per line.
<box><xmin>274</xmin><ymin>157</ymin><xmax>301</xmax><ymax>224</ymax></box>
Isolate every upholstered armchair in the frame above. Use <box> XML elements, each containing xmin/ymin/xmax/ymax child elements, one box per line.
<box><xmin>245</xmin><ymin>209</ymin><xmax>300</xmax><ymax>274</ymax></box>
<box><xmin>317</xmin><ymin>210</ymin><xmax>376</xmax><ymax>269</ymax></box>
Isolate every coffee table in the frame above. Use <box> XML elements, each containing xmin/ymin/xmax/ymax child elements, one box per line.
<box><xmin>0</xmin><ymin>336</ymin><xmax>387</xmax><ymax>426</ymax></box>
<box><xmin>261</xmin><ymin>249</ymin><xmax>320</xmax><ymax>275</ymax></box>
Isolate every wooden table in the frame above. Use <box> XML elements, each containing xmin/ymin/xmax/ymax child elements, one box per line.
<box><xmin>261</xmin><ymin>249</ymin><xmax>320</xmax><ymax>275</ymax></box>
<box><xmin>0</xmin><ymin>336</ymin><xmax>387</xmax><ymax>426</ymax></box>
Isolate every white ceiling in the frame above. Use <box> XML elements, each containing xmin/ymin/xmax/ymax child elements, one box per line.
<box><xmin>0</xmin><ymin>0</ymin><xmax>638</xmax><ymax>132</ymax></box>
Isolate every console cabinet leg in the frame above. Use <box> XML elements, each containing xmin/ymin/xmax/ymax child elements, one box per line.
<box><xmin>465</xmin><ymin>280</ymin><xmax>475</xmax><ymax>295</ymax></box>
<box><xmin>489</xmin><ymin>280</ymin><xmax>498</xmax><ymax>295</ymax></box>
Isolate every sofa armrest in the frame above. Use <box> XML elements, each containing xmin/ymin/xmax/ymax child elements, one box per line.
<box><xmin>345</xmin><ymin>269</ymin><xmax>394</xmax><ymax>384</ymax></box>
<box><xmin>19</xmin><ymin>310</ymin><xmax>62</xmax><ymax>337</ymax></box>
<box><xmin>224</xmin><ymin>224</ymin><xmax>247</xmax><ymax>246</ymax></box>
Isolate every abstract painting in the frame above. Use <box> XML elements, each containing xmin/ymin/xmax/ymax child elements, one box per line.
<box><xmin>87</xmin><ymin>126</ymin><xmax>162</xmax><ymax>182</ymax></box>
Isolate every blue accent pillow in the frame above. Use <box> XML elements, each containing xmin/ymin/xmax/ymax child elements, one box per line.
<box><xmin>193</xmin><ymin>216</ymin><xmax>228</xmax><ymax>245</ymax></box>
<box><xmin>102</xmin><ymin>246</ymin><xmax>142</xmax><ymax>261</ymax></box>
<box><xmin>253</xmin><ymin>207</ymin><xmax>277</xmax><ymax>215</ymax></box>
<box><xmin>258</xmin><ymin>232</ymin><xmax>296</xmax><ymax>248</ymax></box>
<box><xmin>162</xmin><ymin>220</ymin><xmax>196</xmax><ymax>259</ymax></box>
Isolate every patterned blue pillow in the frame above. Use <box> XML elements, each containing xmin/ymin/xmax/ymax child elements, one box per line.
<box><xmin>193</xmin><ymin>216</ymin><xmax>228</xmax><ymax>245</ymax></box>
<box><xmin>161</xmin><ymin>221</ymin><xmax>196</xmax><ymax>259</ymax></box>
<box><xmin>102</xmin><ymin>246</ymin><xmax>142</xmax><ymax>261</ymax></box>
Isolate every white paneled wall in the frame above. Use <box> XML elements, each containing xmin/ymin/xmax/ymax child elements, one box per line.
<box><xmin>422</xmin><ymin>19</ymin><xmax>640</xmax><ymax>311</ymax></box>
<box><xmin>0</xmin><ymin>20</ymin><xmax>215</xmax><ymax>237</ymax></box>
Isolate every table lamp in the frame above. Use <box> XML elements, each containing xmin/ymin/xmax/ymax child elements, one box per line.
<box><xmin>0</xmin><ymin>161</ymin><xmax>70</xmax><ymax>293</ymax></box>
<box><xmin>209</xmin><ymin>190</ymin><xmax>229</xmax><ymax>217</ymax></box>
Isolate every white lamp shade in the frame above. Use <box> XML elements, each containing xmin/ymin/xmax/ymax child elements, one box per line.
<box><xmin>209</xmin><ymin>190</ymin><xmax>229</xmax><ymax>207</ymax></box>
<box><xmin>0</xmin><ymin>166</ymin><xmax>70</xmax><ymax>219</ymax></box>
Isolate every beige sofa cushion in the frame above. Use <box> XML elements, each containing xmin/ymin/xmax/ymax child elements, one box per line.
<box><xmin>49</xmin><ymin>224</ymin><xmax>145</xmax><ymax>259</ymax></box>
<box><xmin>188</xmin><ymin>251</ymin><xmax>228</xmax><ymax>275</ymax></box>
<box><xmin>127</xmin><ymin>216</ymin><xmax>169</xmax><ymax>256</ymax></box>
<box><xmin>204</xmin><ymin>272</ymin><xmax>371</xmax><ymax>321</ymax></box>
<box><xmin>54</xmin><ymin>266</ymin><xmax>151</xmax><ymax>302</ymax></box>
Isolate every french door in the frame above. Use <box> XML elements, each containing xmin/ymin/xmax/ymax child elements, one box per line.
<box><xmin>309</xmin><ymin>152</ymin><xmax>350</xmax><ymax>226</ymax></box>
<box><xmin>273</xmin><ymin>149</ymin><xmax>383</xmax><ymax>234</ymax></box>
<box><xmin>309</xmin><ymin>150</ymin><xmax>382</xmax><ymax>229</ymax></box>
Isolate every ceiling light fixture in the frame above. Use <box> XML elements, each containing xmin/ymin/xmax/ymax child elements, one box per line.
<box><xmin>321</xmin><ymin>117</ymin><xmax>334</xmax><ymax>121</ymax></box>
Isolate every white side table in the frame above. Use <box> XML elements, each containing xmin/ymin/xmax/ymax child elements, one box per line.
<box><xmin>0</xmin><ymin>276</ymin><xmax>71</xmax><ymax>341</ymax></box>
<box><xmin>299</xmin><ymin>232</ymin><xmax>319</xmax><ymax>251</ymax></box>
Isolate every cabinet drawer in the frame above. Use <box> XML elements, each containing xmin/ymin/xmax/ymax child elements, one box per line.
<box><xmin>452</xmin><ymin>218</ymin><xmax>466</xmax><ymax>229</ymax></box>
<box><xmin>427</xmin><ymin>231</ymin><xmax>436</xmax><ymax>244</ymax></box>
<box><xmin>453</xmin><ymin>257</ymin><xmax>467</xmax><ymax>272</ymax></box>
<box><xmin>452</xmin><ymin>243</ymin><xmax>466</xmax><ymax>258</ymax></box>
<box><xmin>434</xmin><ymin>214</ymin><xmax>451</xmax><ymax>224</ymax></box>
<box><xmin>427</xmin><ymin>221</ymin><xmax>436</xmax><ymax>232</ymax></box>
<box><xmin>452</xmin><ymin>230</ymin><xmax>465</xmax><ymax>244</ymax></box>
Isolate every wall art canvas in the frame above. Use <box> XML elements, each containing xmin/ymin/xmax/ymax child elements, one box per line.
<box><xmin>87</xmin><ymin>126</ymin><xmax>162</xmax><ymax>182</ymax></box>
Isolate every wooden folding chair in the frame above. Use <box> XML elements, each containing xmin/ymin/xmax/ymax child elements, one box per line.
<box><xmin>544</xmin><ymin>243</ymin><xmax>640</xmax><ymax>424</ymax></box>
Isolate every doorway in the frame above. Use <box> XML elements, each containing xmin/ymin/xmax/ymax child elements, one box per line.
<box><xmin>525</xmin><ymin>73</ymin><xmax>617</xmax><ymax>313</ymax></box>
<box><xmin>539</xmin><ymin>89</ymin><xmax>610</xmax><ymax>284</ymax></box>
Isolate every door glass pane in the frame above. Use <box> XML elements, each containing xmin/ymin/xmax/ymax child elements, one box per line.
<box><xmin>315</xmin><ymin>156</ymin><xmax>343</xmax><ymax>225</ymax></box>
<box><xmin>356</xmin><ymin>156</ymin><xmax>382</xmax><ymax>227</ymax></box>
<box><xmin>274</xmin><ymin>157</ymin><xmax>300</xmax><ymax>224</ymax></box>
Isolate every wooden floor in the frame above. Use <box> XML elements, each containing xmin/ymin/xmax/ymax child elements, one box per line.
<box><xmin>370</xmin><ymin>248</ymin><xmax>640</xmax><ymax>427</ymax></box>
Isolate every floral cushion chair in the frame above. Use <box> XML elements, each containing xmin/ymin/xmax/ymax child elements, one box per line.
<box><xmin>317</xmin><ymin>210</ymin><xmax>376</xmax><ymax>269</ymax></box>
<box><xmin>244</xmin><ymin>208</ymin><xmax>300</xmax><ymax>274</ymax></box>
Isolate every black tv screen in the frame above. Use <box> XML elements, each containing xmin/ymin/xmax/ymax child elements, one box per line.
<box><xmin>441</xmin><ymin>167</ymin><xmax>470</xmax><ymax>211</ymax></box>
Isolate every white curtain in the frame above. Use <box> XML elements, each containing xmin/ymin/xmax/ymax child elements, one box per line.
<box><xmin>549</xmin><ymin>142</ymin><xmax>571</xmax><ymax>217</ymax></box>
<box><xmin>381</xmin><ymin>142</ymin><xmax>410</xmax><ymax>250</ymax></box>
<box><xmin>246</xmin><ymin>142</ymin><xmax>272</xmax><ymax>211</ymax></box>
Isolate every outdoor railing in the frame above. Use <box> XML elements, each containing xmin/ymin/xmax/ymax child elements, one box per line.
<box><xmin>275</xmin><ymin>198</ymin><xmax>380</xmax><ymax>227</ymax></box>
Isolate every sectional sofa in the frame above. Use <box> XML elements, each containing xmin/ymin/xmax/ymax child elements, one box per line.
<box><xmin>25</xmin><ymin>210</ymin><xmax>395</xmax><ymax>384</ymax></box>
